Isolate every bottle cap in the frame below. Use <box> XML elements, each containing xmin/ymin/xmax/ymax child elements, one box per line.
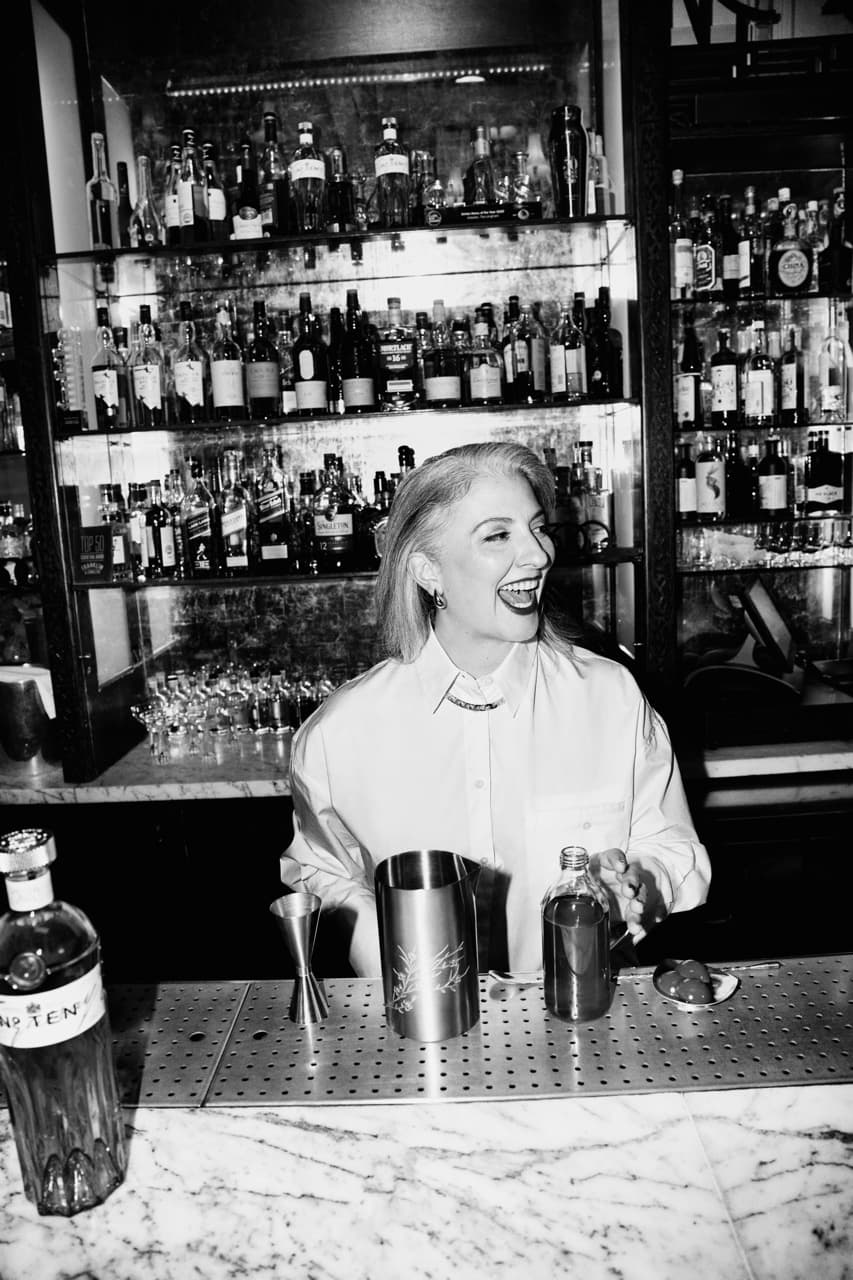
<box><xmin>559</xmin><ymin>845</ymin><xmax>588</xmax><ymax>871</ymax></box>
<box><xmin>0</xmin><ymin>829</ymin><xmax>57</xmax><ymax>875</ymax></box>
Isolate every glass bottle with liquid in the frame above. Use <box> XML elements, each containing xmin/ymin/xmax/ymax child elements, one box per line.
<box><xmin>541</xmin><ymin>845</ymin><xmax>612</xmax><ymax>1023</ymax></box>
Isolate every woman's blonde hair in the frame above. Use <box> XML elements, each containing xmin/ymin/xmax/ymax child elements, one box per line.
<box><xmin>375</xmin><ymin>440</ymin><xmax>579</xmax><ymax>661</ymax></box>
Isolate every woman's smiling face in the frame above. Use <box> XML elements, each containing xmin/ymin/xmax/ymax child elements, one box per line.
<box><xmin>426</xmin><ymin>470</ymin><xmax>555</xmax><ymax>675</ymax></box>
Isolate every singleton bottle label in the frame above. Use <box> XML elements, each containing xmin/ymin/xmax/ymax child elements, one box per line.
<box><xmin>677</xmin><ymin>476</ymin><xmax>696</xmax><ymax>513</ymax></box>
<box><xmin>674</xmin><ymin>240</ymin><xmax>693</xmax><ymax>291</ymax></box>
<box><xmin>0</xmin><ymin>966</ymin><xmax>105</xmax><ymax>1050</ymax></box>
<box><xmin>295</xmin><ymin>380</ymin><xmax>327</xmax><ymax>410</ymax></box>
<box><xmin>208</xmin><ymin>189</ymin><xmax>227</xmax><ymax>221</ymax></box>
<box><xmin>676</xmin><ymin>373</ymin><xmax>698</xmax><ymax>422</ymax></box>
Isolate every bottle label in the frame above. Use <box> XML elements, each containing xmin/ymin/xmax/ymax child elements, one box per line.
<box><xmin>246</xmin><ymin>361</ymin><xmax>280</xmax><ymax>398</ymax></box>
<box><xmin>208</xmin><ymin>188</ymin><xmax>227</xmax><ymax>221</ymax></box>
<box><xmin>290</xmin><ymin>158</ymin><xmax>325</xmax><ymax>183</ymax></box>
<box><xmin>530</xmin><ymin>336</ymin><xmax>546</xmax><ymax>389</ymax></box>
<box><xmin>232</xmin><ymin>213</ymin><xmax>264</xmax><ymax>239</ymax></box>
<box><xmin>222</xmin><ymin>508</ymin><xmax>247</xmax><ymax>539</ymax></box>
<box><xmin>375</xmin><ymin>153</ymin><xmax>410</xmax><ymax>178</ymax></box>
<box><xmin>745</xmin><ymin>370</ymin><xmax>775</xmax><ymax>418</ymax></box>
<box><xmin>160</xmin><ymin>525</ymin><xmax>176</xmax><ymax>567</ymax></box>
<box><xmin>820</xmin><ymin>385</ymin><xmax>842</xmax><ymax>412</ymax></box>
<box><xmin>145</xmin><ymin>526</ymin><xmax>157</xmax><ymax>560</ymax></box>
<box><xmin>781</xmin><ymin>363</ymin><xmax>799</xmax><ymax>411</ymax></box>
<box><xmin>258</xmin><ymin>490</ymin><xmax>285</xmax><ymax>523</ymax></box>
<box><xmin>565</xmin><ymin>347</ymin><xmax>586</xmax><ymax>391</ymax></box>
<box><xmin>776</xmin><ymin>247</ymin><xmax>810</xmax><ymax>291</ymax></box>
<box><xmin>468</xmin><ymin>363</ymin><xmax>503</xmax><ymax>400</ymax></box>
<box><xmin>807</xmin><ymin>482</ymin><xmax>843</xmax><ymax>508</ymax></box>
<box><xmin>722</xmin><ymin>252</ymin><xmax>740</xmax><ymax>282</ymax></box>
<box><xmin>174</xmin><ymin>359</ymin><xmax>205</xmax><ymax>407</ymax></box>
<box><xmin>112</xmin><ymin>532</ymin><xmax>126</xmax><ymax>566</ymax></box>
<box><xmin>132</xmin><ymin>362</ymin><xmax>163</xmax><ymax>410</ymax></box>
<box><xmin>424</xmin><ymin>375</ymin><xmax>461</xmax><ymax>402</ymax></box>
<box><xmin>178</xmin><ymin>178</ymin><xmax>195</xmax><ymax>226</ymax></box>
<box><xmin>673</xmin><ymin>239</ymin><xmax>694</xmax><ymax>291</ymax></box>
<box><xmin>675</xmin><ymin>372</ymin><xmax>699</xmax><ymax>423</ymax></box>
<box><xmin>261</xmin><ymin>543</ymin><xmax>289</xmax><ymax>561</ymax></box>
<box><xmin>0</xmin><ymin>965</ymin><xmax>105</xmax><ymax>1049</ymax></box>
<box><xmin>513</xmin><ymin>340</ymin><xmax>530</xmax><ymax>373</ymax></box>
<box><xmin>295</xmin><ymin>380</ymin><xmax>327</xmax><ymax>411</ymax></box>
<box><xmin>695</xmin><ymin>459</ymin><xmax>725</xmax><ymax>513</ymax></box>
<box><xmin>342</xmin><ymin>377</ymin><xmax>376</xmax><ymax>408</ymax></box>
<box><xmin>211</xmin><ymin>360</ymin><xmax>245</xmax><ymax>408</ymax></box>
<box><xmin>549</xmin><ymin>348</ymin><xmax>568</xmax><ymax>394</ymax></box>
<box><xmin>677</xmin><ymin>476</ymin><xmax>696</xmax><ymax>513</ymax></box>
<box><xmin>165</xmin><ymin>193</ymin><xmax>180</xmax><ymax>229</ymax></box>
<box><xmin>298</xmin><ymin>350</ymin><xmax>316</xmax><ymax>380</ymax></box>
<box><xmin>759</xmin><ymin>473</ymin><xmax>788</xmax><ymax>511</ymax></box>
<box><xmin>711</xmin><ymin>364</ymin><xmax>737</xmax><ymax>412</ymax></box>
<box><xmin>281</xmin><ymin>388</ymin><xmax>298</xmax><ymax>414</ymax></box>
<box><xmin>93</xmin><ymin>368</ymin><xmax>119</xmax><ymax>408</ymax></box>
<box><xmin>694</xmin><ymin>244</ymin><xmax>716</xmax><ymax>292</ymax></box>
<box><xmin>737</xmin><ymin>240</ymin><xmax>751</xmax><ymax>289</ymax></box>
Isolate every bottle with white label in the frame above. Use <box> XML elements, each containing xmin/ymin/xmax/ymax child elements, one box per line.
<box><xmin>289</xmin><ymin>121</ymin><xmax>326</xmax><ymax>233</ymax></box>
<box><xmin>0</xmin><ymin>829</ymin><xmax>126</xmax><ymax>1216</ymax></box>
<box><xmin>293</xmin><ymin>292</ymin><xmax>329</xmax><ymax>416</ymax></box>
<box><xmin>211</xmin><ymin>301</ymin><xmax>245</xmax><ymax>422</ymax></box>
<box><xmin>374</xmin><ymin>116</ymin><xmax>411</xmax><ymax>229</ymax></box>
<box><xmin>695</xmin><ymin>434</ymin><xmax>726</xmax><ymax>523</ymax></box>
<box><xmin>744</xmin><ymin>320</ymin><xmax>777</xmax><ymax>430</ymax></box>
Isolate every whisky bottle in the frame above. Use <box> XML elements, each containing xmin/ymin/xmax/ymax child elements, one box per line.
<box><xmin>548</xmin><ymin>104</ymin><xmax>588</xmax><ymax>218</ymax></box>
<box><xmin>178</xmin><ymin>128</ymin><xmax>210</xmax><ymax>245</ymax></box>
<box><xmin>693</xmin><ymin>196</ymin><xmax>720</xmax><ymax>298</ymax></box>
<box><xmin>757</xmin><ymin>437</ymin><xmax>790</xmax><ymax>521</ymax></box>
<box><xmin>377</xmin><ymin>297</ymin><xmax>417</xmax><ymax>410</ymax></box>
<box><xmin>744</xmin><ymin>320</ymin><xmax>777</xmax><ymax>430</ymax></box>
<box><xmin>510</xmin><ymin>300</ymin><xmax>547</xmax><ymax>405</ymax></box>
<box><xmin>669</xmin><ymin>169</ymin><xmax>694</xmax><ymax>299</ymax></box>
<box><xmin>422</xmin><ymin>300</ymin><xmax>462</xmax><ymax>407</ymax></box>
<box><xmin>549</xmin><ymin>304</ymin><xmax>586</xmax><ymax>403</ymax></box>
<box><xmin>220</xmin><ymin>450</ymin><xmax>256</xmax><ymax>576</ymax></box>
<box><xmin>675</xmin><ymin>310</ymin><xmax>704</xmax><ymax>431</ymax></box>
<box><xmin>129</xmin><ymin>305</ymin><xmax>166</xmax><ymax>428</ymax></box>
<box><xmin>145</xmin><ymin>479</ymin><xmax>177</xmax><ymax>579</ymax></box>
<box><xmin>256</xmin><ymin>448</ymin><xmax>292</xmax><ymax>575</ymax></box>
<box><xmin>85</xmin><ymin>132</ymin><xmax>119</xmax><ymax>251</ymax></box>
<box><xmin>293</xmin><ymin>292</ymin><xmax>329</xmax><ymax>416</ymax></box>
<box><xmin>695</xmin><ymin>435</ymin><xmax>726</xmax><ymax>523</ymax></box>
<box><xmin>313</xmin><ymin>454</ymin><xmax>356</xmax><ymax>573</ymax></box>
<box><xmin>172</xmin><ymin>300</ymin><xmax>210</xmax><ymax>425</ymax></box>
<box><xmin>780</xmin><ymin>327</ymin><xmax>807</xmax><ymax>428</ymax></box>
<box><xmin>181</xmin><ymin>458</ymin><xmax>220</xmax><ymax>577</ymax></box>
<box><xmin>325</xmin><ymin>146</ymin><xmax>357</xmax><ymax>234</ymax></box>
<box><xmin>91</xmin><ymin>307</ymin><xmax>131</xmax><ymax>432</ymax></box>
<box><xmin>233</xmin><ymin>136</ymin><xmax>263</xmax><ymax>239</ymax></box>
<box><xmin>357</xmin><ymin>471</ymin><xmax>391</xmax><ymax>570</ymax></box>
<box><xmin>739</xmin><ymin>185</ymin><xmax>765</xmax><ymax>295</ymax></box>
<box><xmin>767</xmin><ymin>205</ymin><xmax>812</xmax><ymax>296</ymax></box>
<box><xmin>463</xmin><ymin>126</ymin><xmax>496</xmax><ymax>206</ymax></box>
<box><xmin>340</xmin><ymin>290</ymin><xmax>377</xmax><ymax>413</ymax></box>
<box><xmin>127</xmin><ymin>483</ymin><xmax>151</xmax><ymax>581</ymax></box>
<box><xmin>805</xmin><ymin>429</ymin><xmax>844</xmax><ymax>517</ymax></box>
<box><xmin>245</xmin><ymin>299</ymin><xmax>280</xmax><ymax>420</ymax></box>
<box><xmin>725</xmin><ymin>430</ymin><xmax>755</xmax><ymax>520</ymax></box>
<box><xmin>466</xmin><ymin>307</ymin><xmax>504</xmax><ymax>406</ymax></box>
<box><xmin>289</xmin><ymin>121</ymin><xmax>326</xmax><ymax>233</ymax></box>
<box><xmin>201</xmin><ymin>142</ymin><xmax>228</xmax><ymax>240</ymax></box>
<box><xmin>210</xmin><ymin>302</ymin><xmax>246</xmax><ymax>422</ymax></box>
<box><xmin>374</xmin><ymin>116</ymin><xmax>410</xmax><ymax>229</ymax></box>
<box><xmin>162</xmin><ymin>142</ymin><xmax>182</xmax><ymax>247</ymax></box>
<box><xmin>276</xmin><ymin>312</ymin><xmax>297</xmax><ymax>415</ymax></box>
<box><xmin>128</xmin><ymin>154</ymin><xmax>164</xmax><ymax>248</ymax></box>
<box><xmin>116</xmin><ymin>161</ymin><xmax>132</xmax><ymax>248</ymax></box>
<box><xmin>818</xmin><ymin>300</ymin><xmax>848</xmax><ymax>423</ymax></box>
<box><xmin>675</xmin><ymin>440</ymin><xmax>696</xmax><ymax>523</ymax></box>
<box><xmin>259</xmin><ymin>112</ymin><xmax>290</xmax><ymax>236</ymax></box>
<box><xmin>718</xmin><ymin>195</ymin><xmax>741</xmax><ymax>304</ymax></box>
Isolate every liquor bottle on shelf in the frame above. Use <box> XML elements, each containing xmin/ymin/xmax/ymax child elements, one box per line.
<box><xmin>803</xmin><ymin>200</ymin><xmax>824</xmax><ymax>295</ymax></box>
<box><xmin>357</xmin><ymin>471</ymin><xmax>391</xmax><ymax>571</ymax></box>
<box><xmin>91</xmin><ymin>306</ymin><xmax>131</xmax><ymax>432</ymax></box>
<box><xmin>128</xmin><ymin>154</ymin><xmax>164</xmax><ymax>248</ymax></box>
<box><xmin>767</xmin><ymin>202</ymin><xmax>812</xmax><ymax>296</ymax></box>
<box><xmin>145</xmin><ymin>479</ymin><xmax>178</xmax><ymax>579</ymax></box>
<box><xmin>744</xmin><ymin>320</ymin><xmax>777</xmax><ymax>430</ymax></box>
<box><xmin>674</xmin><ymin>310</ymin><xmax>704</xmax><ymax>431</ymax></box>
<box><xmin>0</xmin><ymin>829</ymin><xmax>127</xmax><ymax>1218</ymax></box>
<box><xmin>413</xmin><ymin>311</ymin><xmax>431</xmax><ymax>402</ymax></box>
<box><xmin>210</xmin><ymin>301</ymin><xmax>245</xmax><ymax>422</ymax></box>
<box><xmin>780</xmin><ymin>327</ymin><xmax>807</xmax><ymax>428</ymax></box>
<box><xmin>377</xmin><ymin>297</ymin><xmax>418</xmax><ymax>411</ymax></box>
<box><xmin>548</xmin><ymin>104</ymin><xmax>588</xmax><ymax>218</ymax></box>
<box><xmin>694</xmin><ymin>434</ymin><xmax>726</xmax><ymax>524</ymax></box>
<box><xmin>182</xmin><ymin>458</ymin><xmax>220</xmax><ymax>577</ymax></box>
<box><xmin>129</xmin><ymin>305</ymin><xmax>166</xmax><ymax>428</ymax></box>
<box><xmin>675</xmin><ymin>440</ymin><xmax>697</xmax><ymax>523</ymax></box>
<box><xmin>162</xmin><ymin>142</ymin><xmax>182</xmax><ymax>247</ymax></box>
<box><xmin>259</xmin><ymin>112</ymin><xmax>290</xmax><ymax>237</ymax></box>
<box><xmin>201</xmin><ymin>142</ymin><xmax>228</xmax><ymax>240</ymax></box>
<box><xmin>466</xmin><ymin>306</ymin><xmax>504</xmax><ymax>406</ymax></box>
<box><xmin>164</xmin><ymin>469</ymin><xmax>186</xmax><ymax>576</ymax></box>
<box><xmin>463</xmin><ymin>126</ymin><xmax>496</xmax><ymax>206</ymax></box>
<box><xmin>422</xmin><ymin>300</ymin><xmax>462</xmax><ymax>407</ymax></box>
<box><xmin>709</xmin><ymin>328</ymin><xmax>738</xmax><ymax>432</ymax></box>
<box><xmin>177</xmin><ymin>128</ymin><xmax>209</xmax><ymax>245</ymax></box>
<box><xmin>693</xmin><ymin>196</ymin><xmax>720</xmax><ymax>298</ymax></box>
<box><xmin>724</xmin><ymin>430</ymin><xmax>756</xmax><ymax>520</ymax></box>
<box><xmin>374</xmin><ymin>116</ymin><xmax>411</xmax><ymax>229</ymax></box>
<box><xmin>289</xmin><ymin>121</ymin><xmax>327</xmax><ymax>234</ymax></box>
<box><xmin>587</xmin><ymin>288</ymin><xmax>617</xmax><ymax>399</ymax></box>
<box><xmin>276</xmin><ymin>311</ymin><xmax>297</xmax><ymax>415</ymax></box>
<box><xmin>127</xmin><ymin>483</ymin><xmax>151</xmax><ymax>581</ymax></box>
<box><xmin>313</xmin><ymin>454</ymin><xmax>357</xmax><ymax>573</ymax></box>
<box><xmin>233</xmin><ymin>136</ymin><xmax>263</xmax><ymax>239</ymax></box>
<box><xmin>548</xmin><ymin>302</ymin><xmax>586</xmax><ymax>403</ymax></box>
<box><xmin>245</xmin><ymin>299</ymin><xmax>280</xmax><ymax>420</ymax></box>
<box><xmin>507</xmin><ymin>297</ymin><xmax>547</xmax><ymax>405</ymax></box>
<box><xmin>220</xmin><ymin>450</ymin><xmax>256</xmax><ymax>576</ymax></box>
<box><xmin>757</xmin><ymin>437</ymin><xmax>790</xmax><ymax>521</ymax></box>
<box><xmin>256</xmin><ymin>448</ymin><xmax>292</xmax><ymax>575</ymax></box>
<box><xmin>817</xmin><ymin>188</ymin><xmax>852</xmax><ymax>295</ymax></box>
<box><xmin>325</xmin><ymin>146</ymin><xmax>357</xmax><ymax>234</ymax></box>
<box><xmin>293</xmin><ymin>471</ymin><xmax>318</xmax><ymax>574</ymax></box>
<box><xmin>85</xmin><ymin>132</ymin><xmax>119</xmax><ymax>251</ymax></box>
<box><xmin>717</xmin><ymin>195</ymin><xmax>740</xmax><ymax>304</ymax></box>
<box><xmin>510</xmin><ymin>150</ymin><xmax>531</xmax><ymax>205</ymax></box>
<box><xmin>293</xmin><ymin>292</ymin><xmax>329</xmax><ymax>416</ymax></box>
<box><xmin>340</xmin><ymin>289</ymin><xmax>377</xmax><ymax>413</ymax></box>
<box><xmin>98</xmin><ymin>484</ymin><xmax>131</xmax><ymax>582</ymax></box>
<box><xmin>669</xmin><ymin>169</ymin><xmax>694</xmax><ymax>300</ymax></box>
<box><xmin>804</xmin><ymin>430</ymin><xmax>844</xmax><ymax>517</ymax></box>
<box><xmin>172</xmin><ymin>299</ymin><xmax>210</xmax><ymax>424</ymax></box>
<box><xmin>323</xmin><ymin>305</ymin><xmax>344</xmax><ymax>415</ymax></box>
<box><xmin>116</xmin><ymin>161</ymin><xmax>132</xmax><ymax>248</ymax></box>
<box><xmin>818</xmin><ymin>299</ymin><xmax>848</xmax><ymax>423</ymax></box>
<box><xmin>739</xmin><ymin>184</ymin><xmax>765</xmax><ymax>296</ymax></box>
<box><xmin>587</xmin><ymin>133</ymin><xmax>613</xmax><ymax>216</ymax></box>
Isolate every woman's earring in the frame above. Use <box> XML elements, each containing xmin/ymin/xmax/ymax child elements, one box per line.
<box><xmin>433</xmin><ymin>589</ymin><xmax>447</xmax><ymax>610</ymax></box>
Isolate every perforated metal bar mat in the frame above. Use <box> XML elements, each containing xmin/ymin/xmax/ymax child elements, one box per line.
<box><xmin>204</xmin><ymin>957</ymin><xmax>852</xmax><ymax>1106</ymax></box>
<box><xmin>108</xmin><ymin>982</ymin><xmax>249</xmax><ymax>1107</ymax></box>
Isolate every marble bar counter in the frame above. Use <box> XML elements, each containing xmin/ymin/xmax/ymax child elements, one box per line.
<box><xmin>0</xmin><ymin>960</ymin><xmax>851</xmax><ymax>1280</ymax></box>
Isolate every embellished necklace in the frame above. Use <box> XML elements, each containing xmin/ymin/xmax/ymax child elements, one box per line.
<box><xmin>446</xmin><ymin>693</ymin><xmax>503</xmax><ymax>712</ymax></box>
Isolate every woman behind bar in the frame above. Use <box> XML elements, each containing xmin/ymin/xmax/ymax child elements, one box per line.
<box><xmin>281</xmin><ymin>441</ymin><xmax>710</xmax><ymax>976</ymax></box>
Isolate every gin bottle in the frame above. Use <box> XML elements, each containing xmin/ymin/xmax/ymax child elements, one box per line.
<box><xmin>541</xmin><ymin>846</ymin><xmax>611</xmax><ymax>1023</ymax></box>
<box><xmin>0</xmin><ymin>829</ymin><xmax>126</xmax><ymax>1216</ymax></box>
<box><xmin>289</xmin><ymin>121</ymin><xmax>326</xmax><ymax>233</ymax></box>
<box><xmin>374</xmin><ymin>116</ymin><xmax>410</xmax><ymax>229</ymax></box>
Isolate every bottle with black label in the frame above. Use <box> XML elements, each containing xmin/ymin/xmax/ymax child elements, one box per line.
<box><xmin>758</xmin><ymin>437</ymin><xmax>790</xmax><ymax>520</ymax></box>
<box><xmin>181</xmin><ymin>458</ymin><xmax>220</xmax><ymax>577</ymax></box>
<box><xmin>313</xmin><ymin>454</ymin><xmax>356</xmax><ymax>573</ymax></box>
<box><xmin>780</xmin><ymin>327</ymin><xmax>807</xmax><ymax>428</ymax></box>
<box><xmin>805</xmin><ymin>429</ymin><xmax>844</xmax><ymax>516</ymax></box>
<box><xmin>341</xmin><ymin>290</ymin><xmax>377</xmax><ymax>413</ymax></box>
<box><xmin>256</xmin><ymin>448</ymin><xmax>292</xmax><ymax>575</ymax></box>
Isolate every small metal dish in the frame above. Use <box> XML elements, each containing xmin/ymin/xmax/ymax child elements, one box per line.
<box><xmin>652</xmin><ymin>959</ymin><xmax>740</xmax><ymax>1010</ymax></box>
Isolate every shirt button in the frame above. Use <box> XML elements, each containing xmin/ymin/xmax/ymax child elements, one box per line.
<box><xmin>583</xmin><ymin>821</ymin><xmax>592</xmax><ymax>829</ymax></box>
<box><xmin>474</xmin><ymin>779</ymin><xmax>485</xmax><ymax>789</ymax></box>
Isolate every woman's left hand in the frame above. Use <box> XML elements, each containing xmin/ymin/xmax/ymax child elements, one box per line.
<box><xmin>591</xmin><ymin>848</ymin><xmax>668</xmax><ymax>940</ymax></box>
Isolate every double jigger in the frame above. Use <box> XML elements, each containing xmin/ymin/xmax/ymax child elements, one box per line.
<box><xmin>269</xmin><ymin>892</ymin><xmax>329</xmax><ymax>1024</ymax></box>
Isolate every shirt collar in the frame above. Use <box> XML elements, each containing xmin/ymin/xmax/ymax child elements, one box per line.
<box><xmin>413</xmin><ymin>628</ymin><xmax>537</xmax><ymax>717</ymax></box>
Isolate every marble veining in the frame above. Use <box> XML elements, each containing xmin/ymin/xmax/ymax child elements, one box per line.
<box><xmin>0</xmin><ymin>1085</ymin><xmax>850</xmax><ymax>1280</ymax></box>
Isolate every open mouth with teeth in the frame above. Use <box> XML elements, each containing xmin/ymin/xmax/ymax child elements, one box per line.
<box><xmin>497</xmin><ymin>579</ymin><xmax>541</xmax><ymax>614</ymax></box>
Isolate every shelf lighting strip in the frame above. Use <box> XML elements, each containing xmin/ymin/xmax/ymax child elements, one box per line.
<box><xmin>164</xmin><ymin>64</ymin><xmax>549</xmax><ymax>99</ymax></box>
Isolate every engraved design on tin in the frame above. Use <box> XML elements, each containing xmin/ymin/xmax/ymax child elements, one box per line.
<box><xmin>390</xmin><ymin>941</ymin><xmax>469</xmax><ymax>1012</ymax></box>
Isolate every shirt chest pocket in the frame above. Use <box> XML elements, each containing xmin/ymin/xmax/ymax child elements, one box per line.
<box><xmin>525</xmin><ymin>792</ymin><xmax>628</xmax><ymax>865</ymax></box>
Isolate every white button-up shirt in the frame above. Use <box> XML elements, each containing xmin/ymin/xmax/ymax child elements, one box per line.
<box><xmin>281</xmin><ymin>631</ymin><xmax>711</xmax><ymax>976</ymax></box>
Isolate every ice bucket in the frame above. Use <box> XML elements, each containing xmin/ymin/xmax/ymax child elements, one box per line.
<box><xmin>375</xmin><ymin>850</ymin><xmax>481</xmax><ymax>1042</ymax></box>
